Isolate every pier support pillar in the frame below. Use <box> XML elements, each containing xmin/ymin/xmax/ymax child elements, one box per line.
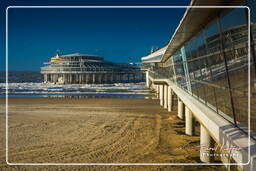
<box><xmin>44</xmin><ymin>74</ymin><xmax>47</xmax><ymax>83</ymax></box>
<box><xmin>119</xmin><ymin>74</ymin><xmax>123</xmax><ymax>83</ymax></box>
<box><xmin>164</xmin><ymin>85</ymin><xmax>168</xmax><ymax>109</ymax></box>
<box><xmin>85</xmin><ymin>74</ymin><xmax>89</xmax><ymax>84</ymax></box>
<box><xmin>104</xmin><ymin>74</ymin><xmax>107</xmax><ymax>83</ymax></box>
<box><xmin>99</xmin><ymin>74</ymin><xmax>103</xmax><ymax>84</ymax></box>
<box><xmin>200</xmin><ymin>124</ymin><xmax>215</xmax><ymax>163</ymax></box>
<box><xmin>146</xmin><ymin>71</ymin><xmax>150</xmax><ymax>88</ymax></box>
<box><xmin>178</xmin><ymin>98</ymin><xmax>185</xmax><ymax>120</ymax></box>
<box><xmin>168</xmin><ymin>86</ymin><xmax>173</xmax><ymax>112</ymax></box>
<box><xmin>70</xmin><ymin>74</ymin><xmax>73</xmax><ymax>83</ymax></box>
<box><xmin>156</xmin><ymin>85</ymin><xmax>159</xmax><ymax>99</ymax></box>
<box><xmin>185</xmin><ymin>106</ymin><xmax>195</xmax><ymax>136</ymax></box>
<box><xmin>63</xmin><ymin>74</ymin><xmax>66</xmax><ymax>84</ymax></box>
<box><xmin>82</xmin><ymin>74</ymin><xmax>85</xmax><ymax>84</ymax></box>
<box><xmin>92</xmin><ymin>74</ymin><xmax>95</xmax><ymax>84</ymax></box>
<box><xmin>110</xmin><ymin>73</ymin><xmax>114</xmax><ymax>83</ymax></box>
<box><xmin>159</xmin><ymin>84</ymin><xmax>164</xmax><ymax>106</ymax></box>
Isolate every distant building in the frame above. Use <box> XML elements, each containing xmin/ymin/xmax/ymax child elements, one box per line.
<box><xmin>41</xmin><ymin>53</ymin><xmax>144</xmax><ymax>84</ymax></box>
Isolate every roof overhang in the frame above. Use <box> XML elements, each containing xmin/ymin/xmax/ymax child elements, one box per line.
<box><xmin>161</xmin><ymin>0</ymin><xmax>245</xmax><ymax>63</ymax></box>
<box><xmin>141</xmin><ymin>46</ymin><xmax>167</xmax><ymax>63</ymax></box>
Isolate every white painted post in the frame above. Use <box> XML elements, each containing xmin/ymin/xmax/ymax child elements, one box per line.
<box><xmin>92</xmin><ymin>74</ymin><xmax>96</xmax><ymax>84</ymax></box>
<box><xmin>168</xmin><ymin>86</ymin><xmax>173</xmax><ymax>112</ymax></box>
<box><xmin>156</xmin><ymin>85</ymin><xmax>159</xmax><ymax>99</ymax></box>
<box><xmin>85</xmin><ymin>74</ymin><xmax>89</xmax><ymax>84</ymax></box>
<box><xmin>200</xmin><ymin>124</ymin><xmax>215</xmax><ymax>163</ymax></box>
<box><xmin>44</xmin><ymin>74</ymin><xmax>47</xmax><ymax>83</ymax></box>
<box><xmin>164</xmin><ymin>84</ymin><xmax>168</xmax><ymax>109</ymax></box>
<box><xmin>185</xmin><ymin>106</ymin><xmax>195</xmax><ymax>136</ymax></box>
<box><xmin>159</xmin><ymin>84</ymin><xmax>164</xmax><ymax>106</ymax></box>
<box><xmin>146</xmin><ymin>71</ymin><xmax>150</xmax><ymax>88</ymax></box>
<box><xmin>178</xmin><ymin>98</ymin><xmax>185</xmax><ymax>119</ymax></box>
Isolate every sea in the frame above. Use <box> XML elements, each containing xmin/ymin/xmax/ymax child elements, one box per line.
<box><xmin>0</xmin><ymin>71</ymin><xmax>153</xmax><ymax>98</ymax></box>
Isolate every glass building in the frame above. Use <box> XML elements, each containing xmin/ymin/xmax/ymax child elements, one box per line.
<box><xmin>142</xmin><ymin>0</ymin><xmax>256</xmax><ymax>134</ymax></box>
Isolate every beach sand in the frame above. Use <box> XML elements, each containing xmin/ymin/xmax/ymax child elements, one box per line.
<box><xmin>0</xmin><ymin>98</ymin><xmax>225</xmax><ymax>170</ymax></box>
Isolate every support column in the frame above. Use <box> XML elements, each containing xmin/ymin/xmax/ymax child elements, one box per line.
<box><xmin>44</xmin><ymin>74</ymin><xmax>47</xmax><ymax>83</ymax></box>
<box><xmin>54</xmin><ymin>74</ymin><xmax>57</xmax><ymax>83</ymax></box>
<box><xmin>200</xmin><ymin>124</ymin><xmax>215</xmax><ymax>163</ymax></box>
<box><xmin>120</xmin><ymin>74</ymin><xmax>123</xmax><ymax>83</ymax></box>
<box><xmin>146</xmin><ymin>71</ymin><xmax>150</xmax><ymax>88</ymax></box>
<box><xmin>168</xmin><ymin>86</ymin><xmax>173</xmax><ymax>112</ymax></box>
<box><xmin>156</xmin><ymin>85</ymin><xmax>159</xmax><ymax>99</ymax></box>
<box><xmin>159</xmin><ymin>84</ymin><xmax>164</xmax><ymax>106</ymax></box>
<box><xmin>75</xmin><ymin>74</ymin><xmax>77</xmax><ymax>83</ymax></box>
<box><xmin>105</xmin><ymin>73</ymin><xmax>108</xmax><ymax>83</ymax></box>
<box><xmin>164</xmin><ymin>84</ymin><xmax>168</xmax><ymax>109</ymax></box>
<box><xmin>118</xmin><ymin>74</ymin><xmax>120</xmax><ymax>82</ymax></box>
<box><xmin>178</xmin><ymin>98</ymin><xmax>185</xmax><ymax>120</ymax></box>
<box><xmin>92</xmin><ymin>74</ymin><xmax>95</xmax><ymax>84</ymax></box>
<box><xmin>63</xmin><ymin>74</ymin><xmax>66</xmax><ymax>84</ymax></box>
<box><xmin>85</xmin><ymin>74</ymin><xmax>89</xmax><ymax>84</ymax></box>
<box><xmin>95</xmin><ymin>74</ymin><xmax>97</xmax><ymax>83</ymax></box>
<box><xmin>70</xmin><ymin>74</ymin><xmax>73</xmax><ymax>83</ymax></box>
<box><xmin>110</xmin><ymin>73</ymin><xmax>114</xmax><ymax>83</ymax></box>
<box><xmin>82</xmin><ymin>74</ymin><xmax>85</xmax><ymax>84</ymax></box>
<box><xmin>185</xmin><ymin>106</ymin><xmax>195</xmax><ymax>136</ymax></box>
<box><xmin>113</xmin><ymin>74</ymin><xmax>116</xmax><ymax>83</ymax></box>
<box><xmin>99</xmin><ymin>74</ymin><xmax>102</xmax><ymax>84</ymax></box>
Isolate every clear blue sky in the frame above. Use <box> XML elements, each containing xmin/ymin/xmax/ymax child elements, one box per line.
<box><xmin>0</xmin><ymin>0</ymin><xmax>191</xmax><ymax>71</ymax></box>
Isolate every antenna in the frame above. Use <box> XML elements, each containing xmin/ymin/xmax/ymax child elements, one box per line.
<box><xmin>150</xmin><ymin>46</ymin><xmax>159</xmax><ymax>53</ymax></box>
<box><xmin>56</xmin><ymin>49</ymin><xmax>61</xmax><ymax>56</ymax></box>
<box><xmin>150</xmin><ymin>46</ymin><xmax>155</xmax><ymax>53</ymax></box>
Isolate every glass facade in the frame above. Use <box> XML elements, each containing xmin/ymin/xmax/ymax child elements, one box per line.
<box><xmin>143</xmin><ymin>4</ymin><xmax>256</xmax><ymax>133</ymax></box>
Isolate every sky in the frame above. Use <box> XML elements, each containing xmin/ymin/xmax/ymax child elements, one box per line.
<box><xmin>0</xmin><ymin>0</ymin><xmax>191</xmax><ymax>71</ymax></box>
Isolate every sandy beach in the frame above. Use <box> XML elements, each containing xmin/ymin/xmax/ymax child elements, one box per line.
<box><xmin>0</xmin><ymin>98</ymin><xmax>225</xmax><ymax>170</ymax></box>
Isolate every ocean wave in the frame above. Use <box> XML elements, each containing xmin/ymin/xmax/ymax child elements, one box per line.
<box><xmin>0</xmin><ymin>82</ymin><xmax>152</xmax><ymax>96</ymax></box>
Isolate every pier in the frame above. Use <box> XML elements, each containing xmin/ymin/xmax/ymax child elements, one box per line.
<box><xmin>41</xmin><ymin>53</ymin><xmax>145</xmax><ymax>84</ymax></box>
<box><xmin>142</xmin><ymin>0</ymin><xmax>256</xmax><ymax>170</ymax></box>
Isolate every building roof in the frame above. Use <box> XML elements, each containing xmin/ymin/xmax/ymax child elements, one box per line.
<box><xmin>60</xmin><ymin>53</ymin><xmax>101</xmax><ymax>58</ymax></box>
<box><xmin>161</xmin><ymin>0</ymin><xmax>244</xmax><ymax>62</ymax></box>
<box><xmin>141</xmin><ymin>46</ymin><xmax>167</xmax><ymax>63</ymax></box>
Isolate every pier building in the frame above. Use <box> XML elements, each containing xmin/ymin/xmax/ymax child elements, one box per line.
<box><xmin>41</xmin><ymin>53</ymin><xmax>144</xmax><ymax>84</ymax></box>
<box><xmin>142</xmin><ymin>0</ymin><xmax>256</xmax><ymax>170</ymax></box>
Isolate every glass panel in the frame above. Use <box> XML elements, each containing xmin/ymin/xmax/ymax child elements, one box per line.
<box><xmin>215</xmin><ymin>87</ymin><xmax>234</xmax><ymax>122</ymax></box>
<box><xmin>205</xmin><ymin>85</ymin><xmax>218</xmax><ymax>112</ymax></box>
<box><xmin>197</xmin><ymin>32</ymin><xmax>206</xmax><ymax>57</ymax></box>
<box><xmin>205</xmin><ymin>21</ymin><xmax>222</xmax><ymax>54</ymax></box>
<box><xmin>248</xmin><ymin>0</ymin><xmax>256</xmax><ymax>132</ymax></box>
<box><xmin>220</xmin><ymin>8</ymin><xmax>248</xmax><ymax>127</ymax></box>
